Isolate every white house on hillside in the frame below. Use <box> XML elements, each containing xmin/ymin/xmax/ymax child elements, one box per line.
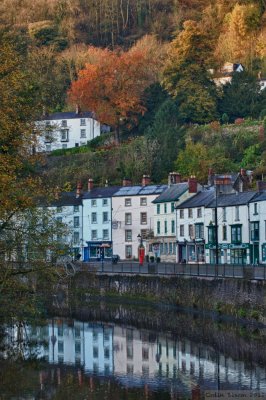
<box><xmin>36</xmin><ymin>108</ymin><xmax>104</xmax><ymax>152</ymax></box>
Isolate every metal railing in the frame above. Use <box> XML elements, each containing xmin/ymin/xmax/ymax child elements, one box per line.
<box><xmin>80</xmin><ymin>262</ymin><xmax>266</xmax><ymax>280</ymax></box>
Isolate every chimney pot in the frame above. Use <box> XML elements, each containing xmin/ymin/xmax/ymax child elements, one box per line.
<box><xmin>88</xmin><ymin>178</ymin><xmax>94</xmax><ymax>192</ymax></box>
<box><xmin>168</xmin><ymin>172</ymin><xmax>181</xmax><ymax>185</ymax></box>
<box><xmin>122</xmin><ymin>177</ymin><xmax>132</xmax><ymax>187</ymax></box>
<box><xmin>142</xmin><ymin>175</ymin><xmax>151</xmax><ymax>186</ymax></box>
<box><xmin>76</xmin><ymin>181</ymin><xmax>82</xmax><ymax>197</ymax></box>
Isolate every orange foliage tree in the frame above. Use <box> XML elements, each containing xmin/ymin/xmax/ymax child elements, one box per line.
<box><xmin>68</xmin><ymin>36</ymin><xmax>165</xmax><ymax>141</ymax></box>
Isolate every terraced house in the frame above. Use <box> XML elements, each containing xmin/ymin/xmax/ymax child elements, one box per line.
<box><xmin>149</xmin><ymin>173</ymin><xmax>200</xmax><ymax>262</ymax></box>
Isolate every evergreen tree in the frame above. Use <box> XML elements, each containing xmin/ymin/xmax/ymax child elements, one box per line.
<box><xmin>218</xmin><ymin>71</ymin><xmax>262</xmax><ymax>121</ymax></box>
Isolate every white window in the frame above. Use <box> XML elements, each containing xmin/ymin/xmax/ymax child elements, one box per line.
<box><xmin>125</xmin><ymin>198</ymin><xmax>131</xmax><ymax>206</ymax></box>
<box><xmin>197</xmin><ymin>208</ymin><xmax>202</xmax><ymax>218</ymax></box>
<box><xmin>180</xmin><ymin>209</ymin><xmax>184</xmax><ymax>219</ymax></box>
<box><xmin>141</xmin><ymin>229</ymin><xmax>147</xmax><ymax>239</ymax></box>
<box><xmin>74</xmin><ymin>216</ymin><xmax>79</xmax><ymax>228</ymax></box>
<box><xmin>180</xmin><ymin>225</ymin><xmax>184</xmax><ymax>236</ymax></box>
<box><xmin>91</xmin><ymin>230</ymin><xmax>97</xmax><ymax>240</ymax></box>
<box><xmin>125</xmin><ymin>245</ymin><xmax>132</xmax><ymax>258</ymax></box>
<box><xmin>80</xmin><ymin>129</ymin><xmax>86</xmax><ymax>138</ymax></box>
<box><xmin>103</xmin><ymin>212</ymin><xmax>108</xmax><ymax>223</ymax></box>
<box><xmin>80</xmin><ymin>118</ymin><xmax>86</xmax><ymax>126</ymax></box>
<box><xmin>125</xmin><ymin>230</ymin><xmax>132</xmax><ymax>242</ymax></box>
<box><xmin>140</xmin><ymin>197</ymin><xmax>147</xmax><ymax>206</ymax></box>
<box><xmin>92</xmin><ymin>199</ymin><xmax>97</xmax><ymax>207</ymax></box>
<box><xmin>103</xmin><ymin>199</ymin><xmax>108</xmax><ymax>206</ymax></box>
<box><xmin>125</xmin><ymin>213</ymin><xmax>132</xmax><ymax>225</ymax></box>
<box><xmin>61</xmin><ymin>120</ymin><xmax>67</xmax><ymax>127</ymax></box>
<box><xmin>103</xmin><ymin>229</ymin><xmax>109</xmax><ymax>240</ymax></box>
<box><xmin>222</xmin><ymin>207</ymin><xmax>226</xmax><ymax>222</ymax></box>
<box><xmin>91</xmin><ymin>212</ymin><xmax>97</xmax><ymax>223</ymax></box>
<box><xmin>235</xmin><ymin>206</ymin><xmax>239</xmax><ymax>221</ymax></box>
<box><xmin>46</xmin><ymin>144</ymin><xmax>51</xmax><ymax>152</ymax></box>
<box><xmin>188</xmin><ymin>209</ymin><xmax>193</xmax><ymax>218</ymax></box>
<box><xmin>140</xmin><ymin>212</ymin><xmax>147</xmax><ymax>225</ymax></box>
<box><xmin>61</xmin><ymin>129</ymin><xmax>69</xmax><ymax>141</ymax></box>
<box><xmin>74</xmin><ymin>205</ymin><xmax>79</xmax><ymax>213</ymax></box>
<box><xmin>57</xmin><ymin>206</ymin><xmax>63</xmax><ymax>213</ymax></box>
<box><xmin>73</xmin><ymin>232</ymin><xmax>79</xmax><ymax>244</ymax></box>
<box><xmin>189</xmin><ymin>224</ymin><xmax>194</xmax><ymax>238</ymax></box>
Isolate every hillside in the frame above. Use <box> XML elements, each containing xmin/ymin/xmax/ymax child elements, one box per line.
<box><xmin>44</xmin><ymin>120</ymin><xmax>266</xmax><ymax>188</ymax></box>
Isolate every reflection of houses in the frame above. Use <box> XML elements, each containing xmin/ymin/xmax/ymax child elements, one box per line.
<box><xmin>36</xmin><ymin>109</ymin><xmax>102</xmax><ymax>152</ymax></box>
<box><xmin>82</xmin><ymin>181</ymin><xmax>120</xmax><ymax>261</ymax></box>
<box><xmin>3</xmin><ymin>321</ymin><xmax>266</xmax><ymax>393</ymax></box>
<box><xmin>113</xmin><ymin>326</ymin><xmax>158</xmax><ymax>377</ymax></box>
<box><xmin>149</xmin><ymin>173</ymin><xmax>200</xmax><ymax>262</ymax></box>
<box><xmin>112</xmin><ymin>176</ymin><xmax>167</xmax><ymax>260</ymax></box>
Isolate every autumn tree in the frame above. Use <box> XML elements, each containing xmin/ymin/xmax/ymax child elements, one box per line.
<box><xmin>215</xmin><ymin>3</ymin><xmax>262</xmax><ymax>71</ymax></box>
<box><xmin>0</xmin><ymin>37</ymin><xmax>71</xmax><ymax>312</ymax></box>
<box><xmin>68</xmin><ymin>35</ymin><xmax>165</xmax><ymax>141</ymax></box>
<box><xmin>162</xmin><ymin>20</ymin><xmax>218</xmax><ymax>124</ymax></box>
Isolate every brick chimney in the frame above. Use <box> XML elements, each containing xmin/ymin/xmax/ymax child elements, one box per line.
<box><xmin>88</xmin><ymin>178</ymin><xmax>94</xmax><ymax>192</ymax></box>
<box><xmin>168</xmin><ymin>172</ymin><xmax>181</xmax><ymax>185</ymax></box>
<box><xmin>76</xmin><ymin>181</ymin><xmax>82</xmax><ymax>198</ymax></box>
<box><xmin>122</xmin><ymin>177</ymin><xmax>132</xmax><ymax>187</ymax></box>
<box><xmin>188</xmin><ymin>176</ymin><xmax>197</xmax><ymax>193</ymax></box>
<box><xmin>142</xmin><ymin>175</ymin><xmax>151</xmax><ymax>186</ymax></box>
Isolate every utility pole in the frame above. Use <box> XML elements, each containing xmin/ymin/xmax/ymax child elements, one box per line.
<box><xmin>215</xmin><ymin>183</ymin><xmax>219</xmax><ymax>265</ymax></box>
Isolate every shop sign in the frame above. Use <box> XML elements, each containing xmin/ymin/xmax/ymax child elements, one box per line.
<box><xmin>205</xmin><ymin>243</ymin><xmax>229</xmax><ymax>250</ymax></box>
<box><xmin>228</xmin><ymin>243</ymin><xmax>249</xmax><ymax>249</ymax></box>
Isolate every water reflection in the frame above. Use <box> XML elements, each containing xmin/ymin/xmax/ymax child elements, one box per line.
<box><xmin>2</xmin><ymin>317</ymin><xmax>266</xmax><ymax>398</ymax></box>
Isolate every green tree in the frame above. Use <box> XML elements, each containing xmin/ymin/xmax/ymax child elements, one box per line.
<box><xmin>218</xmin><ymin>71</ymin><xmax>262</xmax><ymax>121</ymax></box>
<box><xmin>162</xmin><ymin>20</ymin><xmax>218</xmax><ymax>124</ymax></box>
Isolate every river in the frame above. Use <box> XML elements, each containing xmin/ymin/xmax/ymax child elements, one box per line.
<box><xmin>0</xmin><ymin>302</ymin><xmax>266</xmax><ymax>399</ymax></box>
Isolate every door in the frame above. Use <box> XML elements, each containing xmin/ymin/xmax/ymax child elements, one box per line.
<box><xmin>250</xmin><ymin>244</ymin><xmax>259</xmax><ymax>264</ymax></box>
<box><xmin>84</xmin><ymin>247</ymin><xmax>89</xmax><ymax>262</ymax></box>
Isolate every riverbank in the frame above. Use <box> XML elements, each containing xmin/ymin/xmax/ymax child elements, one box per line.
<box><xmin>71</xmin><ymin>272</ymin><xmax>266</xmax><ymax>323</ymax></box>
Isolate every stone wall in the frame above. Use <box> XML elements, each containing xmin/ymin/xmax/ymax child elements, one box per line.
<box><xmin>72</xmin><ymin>273</ymin><xmax>266</xmax><ymax>322</ymax></box>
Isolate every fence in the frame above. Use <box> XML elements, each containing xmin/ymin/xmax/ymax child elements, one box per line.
<box><xmin>80</xmin><ymin>262</ymin><xmax>266</xmax><ymax>280</ymax></box>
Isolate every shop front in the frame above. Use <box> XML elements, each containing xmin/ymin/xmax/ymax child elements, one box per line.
<box><xmin>229</xmin><ymin>243</ymin><xmax>249</xmax><ymax>265</ymax></box>
<box><xmin>84</xmin><ymin>241</ymin><xmax>112</xmax><ymax>261</ymax></box>
<box><xmin>178</xmin><ymin>240</ymin><xmax>205</xmax><ymax>263</ymax></box>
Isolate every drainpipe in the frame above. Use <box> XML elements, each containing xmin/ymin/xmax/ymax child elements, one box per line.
<box><xmin>247</xmin><ymin>202</ymin><xmax>251</xmax><ymax>265</ymax></box>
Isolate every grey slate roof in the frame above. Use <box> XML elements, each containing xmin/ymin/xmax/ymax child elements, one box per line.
<box><xmin>83</xmin><ymin>186</ymin><xmax>121</xmax><ymax>199</ymax></box>
<box><xmin>249</xmin><ymin>191</ymin><xmax>266</xmax><ymax>203</ymax></box>
<box><xmin>207</xmin><ymin>191</ymin><xmax>257</xmax><ymax>208</ymax></box>
<box><xmin>43</xmin><ymin>111</ymin><xmax>93</xmax><ymax>121</ymax></box>
<box><xmin>176</xmin><ymin>189</ymin><xmax>215</xmax><ymax>209</ymax></box>
<box><xmin>152</xmin><ymin>183</ymin><xmax>188</xmax><ymax>203</ymax></box>
<box><xmin>50</xmin><ymin>192</ymin><xmax>83</xmax><ymax>207</ymax></box>
<box><xmin>113</xmin><ymin>185</ymin><xmax>168</xmax><ymax>197</ymax></box>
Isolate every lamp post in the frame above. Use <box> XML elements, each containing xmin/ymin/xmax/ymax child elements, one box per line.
<box><xmin>215</xmin><ymin>183</ymin><xmax>219</xmax><ymax>265</ymax></box>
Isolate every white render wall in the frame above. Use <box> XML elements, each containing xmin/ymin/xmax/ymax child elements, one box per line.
<box><xmin>52</xmin><ymin>204</ymin><xmax>83</xmax><ymax>254</ymax></box>
<box><xmin>83</xmin><ymin>197</ymin><xmax>112</xmax><ymax>243</ymax></box>
<box><xmin>112</xmin><ymin>194</ymin><xmax>157</xmax><ymax>259</ymax></box>
<box><xmin>37</xmin><ymin>116</ymin><xmax>101</xmax><ymax>152</ymax></box>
